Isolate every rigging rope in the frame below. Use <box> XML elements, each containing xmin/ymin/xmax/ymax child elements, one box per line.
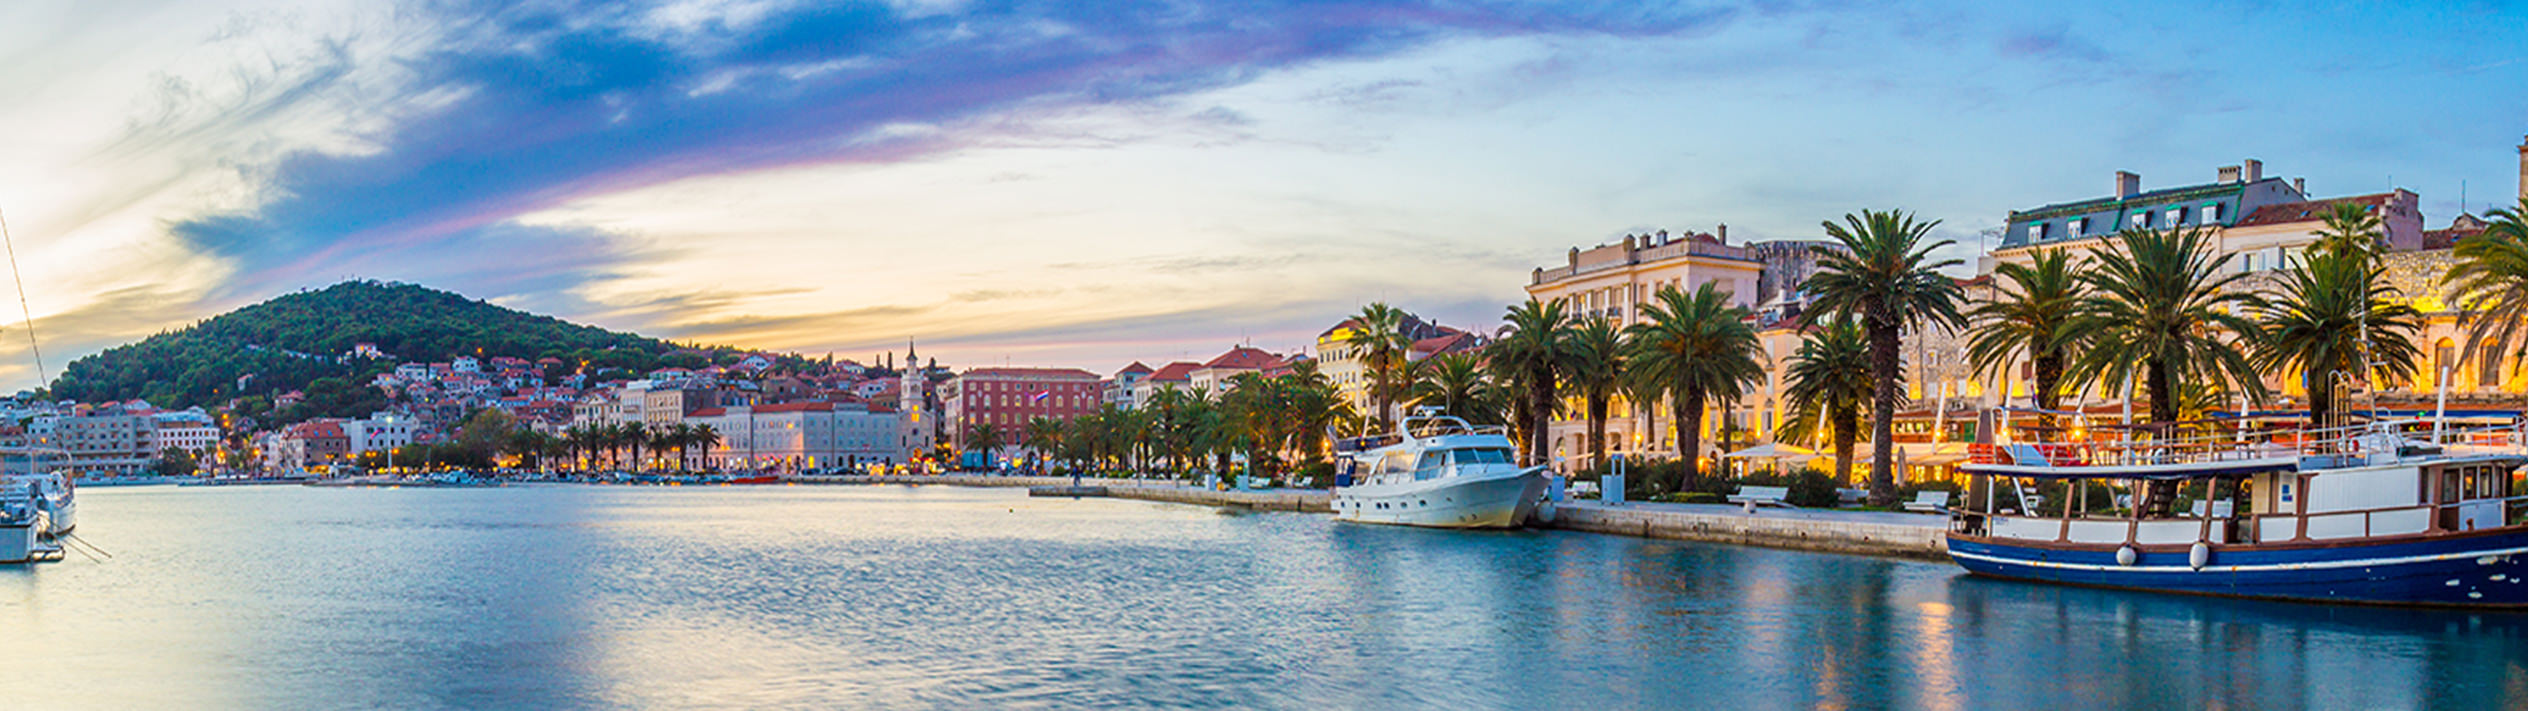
<box><xmin>0</xmin><ymin>207</ymin><xmax>46</xmax><ymax>389</ymax></box>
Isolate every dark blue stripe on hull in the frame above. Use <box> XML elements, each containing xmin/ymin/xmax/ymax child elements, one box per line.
<box><xmin>1948</xmin><ymin>531</ymin><xmax>2528</xmax><ymax>607</ymax></box>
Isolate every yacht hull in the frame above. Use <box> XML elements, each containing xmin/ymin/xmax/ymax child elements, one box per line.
<box><xmin>1948</xmin><ymin>529</ymin><xmax>2528</xmax><ymax>607</ymax></box>
<box><xmin>1332</xmin><ymin>467</ymin><xmax>1546</xmax><ymax>529</ymax></box>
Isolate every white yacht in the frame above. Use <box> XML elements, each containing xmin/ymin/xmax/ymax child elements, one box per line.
<box><xmin>1331</xmin><ymin>411</ymin><xmax>1547</xmax><ymax>528</ymax></box>
<box><xmin>3</xmin><ymin>469</ymin><xmax>74</xmax><ymax>536</ymax></box>
<box><xmin>1</xmin><ymin>471</ymin><xmax>68</xmax><ymax>564</ymax></box>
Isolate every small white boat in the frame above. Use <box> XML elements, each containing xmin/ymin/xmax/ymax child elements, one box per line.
<box><xmin>0</xmin><ymin>476</ymin><xmax>65</xmax><ymax>564</ymax></box>
<box><xmin>2</xmin><ymin>470</ymin><xmax>74</xmax><ymax>537</ymax></box>
<box><xmin>1331</xmin><ymin>411</ymin><xmax>1546</xmax><ymax>528</ymax></box>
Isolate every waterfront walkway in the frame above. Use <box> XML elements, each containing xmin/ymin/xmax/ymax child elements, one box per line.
<box><xmin>799</xmin><ymin>474</ymin><xmax>1950</xmax><ymax>560</ymax></box>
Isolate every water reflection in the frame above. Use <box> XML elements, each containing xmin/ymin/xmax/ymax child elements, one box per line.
<box><xmin>3</xmin><ymin>486</ymin><xmax>2523</xmax><ymax>709</ymax></box>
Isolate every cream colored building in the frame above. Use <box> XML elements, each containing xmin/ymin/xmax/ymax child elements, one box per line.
<box><xmin>1522</xmin><ymin>227</ymin><xmax>1767</xmax><ymax>471</ymax></box>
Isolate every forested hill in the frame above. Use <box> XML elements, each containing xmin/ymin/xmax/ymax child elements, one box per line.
<box><xmin>51</xmin><ymin>280</ymin><xmax>677</xmax><ymax>409</ymax></box>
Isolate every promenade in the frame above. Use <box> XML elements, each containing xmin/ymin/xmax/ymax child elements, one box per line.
<box><xmin>798</xmin><ymin>474</ymin><xmax>1949</xmax><ymax>560</ymax></box>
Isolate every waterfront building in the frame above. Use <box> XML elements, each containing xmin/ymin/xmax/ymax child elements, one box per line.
<box><xmin>940</xmin><ymin>367</ymin><xmax>1102</xmax><ymax>460</ymax></box>
<box><xmin>149</xmin><ymin>409</ymin><xmax>221</xmax><ymax>455</ymax></box>
<box><xmin>1104</xmin><ymin>362</ymin><xmax>1153</xmax><ymax>409</ymax></box>
<box><xmin>687</xmin><ymin>401</ymin><xmax>907</xmax><ymax>472</ymax></box>
<box><xmin>1313</xmin><ymin>311</ymin><xmax>1470</xmax><ymax>422</ymax></box>
<box><xmin>1989</xmin><ymin>160</ymin><xmax>2312</xmax><ymax>272</ymax></box>
<box><xmin>1186</xmin><ymin>346</ymin><xmax>1285</xmax><ymax>397</ymax></box>
<box><xmin>1523</xmin><ymin>227</ymin><xmax>1767</xmax><ymax>471</ymax></box>
<box><xmin>1130</xmin><ymin>361</ymin><xmax>1202</xmax><ymax>409</ymax></box>
<box><xmin>339</xmin><ymin>412</ymin><xmax>420</xmax><ymax>456</ymax></box>
<box><xmin>272</xmin><ymin>420</ymin><xmax>352</xmax><ymax>475</ymax></box>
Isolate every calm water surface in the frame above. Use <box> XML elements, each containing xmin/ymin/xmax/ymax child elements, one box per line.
<box><xmin>4</xmin><ymin>484</ymin><xmax>2525</xmax><ymax>709</ymax></box>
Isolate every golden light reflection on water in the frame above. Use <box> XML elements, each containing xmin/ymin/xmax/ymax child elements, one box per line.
<box><xmin>9</xmin><ymin>486</ymin><xmax>2528</xmax><ymax>709</ymax></box>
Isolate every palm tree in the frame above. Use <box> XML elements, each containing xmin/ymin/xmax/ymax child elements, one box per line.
<box><xmin>1023</xmin><ymin>416</ymin><xmax>1067</xmax><ymax>472</ymax></box>
<box><xmin>647</xmin><ymin>424</ymin><xmax>682</xmax><ymax>472</ymax></box>
<box><xmin>1346</xmin><ymin>302</ymin><xmax>1413</xmax><ymax>428</ymax></box>
<box><xmin>1966</xmin><ymin>249</ymin><xmax>2082</xmax><ymax>418</ymax></box>
<box><xmin>966</xmin><ymin>421</ymin><xmax>1005</xmax><ymax>470</ymax></box>
<box><xmin>1804</xmin><ymin>209</ymin><xmax>1966</xmax><ymax>506</ymax></box>
<box><xmin>622</xmin><ymin>422</ymin><xmax>650</xmax><ymax>472</ymax></box>
<box><xmin>2061</xmin><ymin>226</ymin><xmax>2266</xmax><ymax>427</ymax></box>
<box><xmin>1409</xmin><ymin>352</ymin><xmax>1501</xmax><ymax>424</ymax></box>
<box><xmin>1491</xmin><ymin>298</ymin><xmax>1574</xmax><ymax>467</ymax></box>
<box><xmin>1779</xmin><ymin>319</ymin><xmax>1872</xmax><ymax>488</ymax></box>
<box><xmin>2311</xmin><ymin>202</ymin><xmax>2386</xmax><ymax>264</ymax></box>
<box><xmin>1561</xmin><ymin>317</ymin><xmax>1627</xmax><ymax>472</ymax></box>
<box><xmin>2448</xmin><ymin>199</ymin><xmax>2528</xmax><ymax>369</ymax></box>
<box><xmin>2255</xmin><ymin>251</ymin><xmax>2423</xmax><ymax>426</ymax></box>
<box><xmin>690</xmin><ymin>424</ymin><xmax>723</xmax><ymax>471</ymax></box>
<box><xmin>1624</xmin><ymin>283</ymin><xmax>1764</xmax><ymax>493</ymax></box>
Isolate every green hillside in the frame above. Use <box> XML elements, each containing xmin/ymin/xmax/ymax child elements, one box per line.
<box><xmin>51</xmin><ymin>281</ymin><xmax>679</xmax><ymax>410</ymax></box>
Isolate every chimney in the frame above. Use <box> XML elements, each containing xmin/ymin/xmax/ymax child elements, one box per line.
<box><xmin>2242</xmin><ymin>158</ymin><xmax>2263</xmax><ymax>182</ymax></box>
<box><xmin>1568</xmin><ymin>247</ymin><xmax>1580</xmax><ymax>269</ymax></box>
<box><xmin>1717</xmin><ymin>223</ymin><xmax>1729</xmax><ymax>243</ymax></box>
<box><xmin>2217</xmin><ymin>165</ymin><xmax>2242</xmax><ymax>183</ymax></box>
<box><xmin>2294</xmin><ymin>177</ymin><xmax>2306</xmax><ymax>195</ymax></box>
<box><xmin>1623</xmin><ymin>235</ymin><xmax>1638</xmax><ymax>251</ymax></box>
<box><xmin>2114</xmin><ymin>171</ymin><xmax>2140</xmax><ymax>199</ymax></box>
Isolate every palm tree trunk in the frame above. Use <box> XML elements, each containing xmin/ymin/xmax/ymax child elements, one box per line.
<box><xmin>1675</xmin><ymin>390</ymin><xmax>1705</xmax><ymax>493</ymax></box>
<box><xmin>2035</xmin><ymin>352</ymin><xmax>2064</xmax><ymax>430</ymax></box>
<box><xmin>1868</xmin><ymin>320</ymin><xmax>1902</xmax><ymax>507</ymax></box>
<box><xmin>2147</xmin><ymin>358</ymin><xmax>2176</xmax><ymax>425</ymax></box>
<box><xmin>1529</xmin><ymin>376</ymin><xmax>1555</xmax><ymax>468</ymax></box>
<box><xmin>2307</xmin><ymin>368</ymin><xmax>2334</xmax><ymax>429</ymax></box>
<box><xmin>1833</xmin><ymin>408</ymin><xmax>1859</xmax><ymax>490</ymax></box>
<box><xmin>1587</xmin><ymin>396</ymin><xmax>1608</xmax><ymax>473</ymax></box>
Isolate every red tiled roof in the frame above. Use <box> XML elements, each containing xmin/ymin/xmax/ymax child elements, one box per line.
<box><xmin>686</xmin><ymin>407</ymin><xmax>728</xmax><ymax>417</ymax></box>
<box><xmin>958</xmin><ymin>367</ymin><xmax>1100</xmax><ymax>380</ymax></box>
<box><xmin>754</xmin><ymin>401</ymin><xmax>834</xmax><ymax>413</ymax></box>
<box><xmin>1409</xmin><ymin>332</ymin><xmax>1476</xmax><ymax>357</ymax></box>
<box><xmin>2232</xmin><ymin>193</ymin><xmax>2394</xmax><ymax>228</ymax></box>
<box><xmin>1145</xmin><ymin>361</ymin><xmax>1202</xmax><ymax>382</ymax></box>
<box><xmin>1201</xmin><ymin>346</ymin><xmax>1280</xmax><ymax>370</ymax></box>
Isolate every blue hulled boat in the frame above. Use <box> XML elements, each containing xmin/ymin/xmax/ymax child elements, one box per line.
<box><xmin>1948</xmin><ymin>420</ymin><xmax>2528</xmax><ymax>607</ymax></box>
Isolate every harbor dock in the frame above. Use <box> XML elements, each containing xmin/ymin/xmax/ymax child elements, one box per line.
<box><xmin>801</xmin><ymin>474</ymin><xmax>1946</xmax><ymax>559</ymax></box>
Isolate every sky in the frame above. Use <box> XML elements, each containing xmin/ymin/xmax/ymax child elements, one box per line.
<box><xmin>0</xmin><ymin>0</ymin><xmax>2524</xmax><ymax>389</ymax></box>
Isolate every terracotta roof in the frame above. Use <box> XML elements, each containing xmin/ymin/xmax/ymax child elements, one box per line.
<box><xmin>956</xmin><ymin>367</ymin><xmax>1100</xmax><ymax>380</ymax></box>
<box><xmin>1409</xmin><ymin>332</ymin><xmax>1479</xmax><ymax>357</ymax></box>
<box><xmin>1145</xmin><ymin>361</ymin><xmax>1202</xmax><ymax>382</ymax></box>
<box><xmin>686</xmin><ymin>407</ymin><xmax>727</xmax><ymax>417</ymax></box>
<box><xmin>2424</xmin><ymin>214</ymin><xmax>2491</xmax><ymax>250</ymax></box>
<box><xmin>754</xmin><ymin>401</ymin><xmax>834</xmax><ymax>413</ymax></box>
<box><xmin>1201</xmin><ymin>346</ymin><xmax>1280</xmax><ymax>370</ymax></box>
<box><xmin>2232</xmin><ymin>193</ymin><xmax>2394</xmax><ymax>228</ymax></box>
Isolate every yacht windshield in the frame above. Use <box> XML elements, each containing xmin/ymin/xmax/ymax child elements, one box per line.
<box><xmin>1454</xmin><ymin>448</ymin><xmax>1513</xmax><ymax>465</ymax></box>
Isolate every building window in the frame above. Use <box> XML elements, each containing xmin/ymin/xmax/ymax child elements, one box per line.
<box><xmin>2069</xmin><ymin>218</ymin><xmax>2087</xmax><ymax>236</ymax></box>
<box><xmin>2202</xmin><ymin>204</ymin><xmax>2222</xmax><ymax>223</ymax></box>
<box><xmin>2028</xmin><ymin>222</ymin><xmax>2047</xmax><ymax>241</ymax></box>
<box><xmin>2481</xmin><ymin>344</ymin><xmax>2504</xmax><ymax>387</ymax></box>
<box><xmin>2132</xmin><ymin>212</ymin><xmax>2151</xmax><ymax>228</ymax></box>
<box><xmin>2168</xmin><ymin>208</ymin><xmax>2185</xmax><ymax>225</ymax></box>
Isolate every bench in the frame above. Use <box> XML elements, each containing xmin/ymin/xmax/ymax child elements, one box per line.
<box><xmin>1837</xmin><ymin>488</ymin><xmax>1868</xmax><ymax>506</ymax></box>
<box><xmin>1728</xmin><ymin>485</ymin><xmax>1794</xmax><ymax>511</ymax></box>
<box><xmin>1903</xmin><ymin>490</ymin><xmax>1950</xmax><ymax>513</ymax></box>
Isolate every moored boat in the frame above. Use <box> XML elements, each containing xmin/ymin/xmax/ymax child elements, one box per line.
<box><xmin>1331</xmin><ymin>410</ymin><xmax>1546</xmax><ymax>529</ymax></box>
<box><xmin>1948</xmin><ymin>418</ymin><xmax>2528</xmax><ymax>607</ymax></box>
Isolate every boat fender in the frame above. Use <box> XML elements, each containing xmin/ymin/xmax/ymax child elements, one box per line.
<box><xmin>2115</xmin><ymin>545</ymin><xmax>2137</xmax><ymax>567</ymax></box>
<box><xmin>1537</xmin><ymin>501</ymin><xmax>1558</xmax><ymax>524</ymax></box>
<box><xmin>2188</xmin><ymin>542</ymin><xmax>2210</xmax><ymax>571</ymax></box>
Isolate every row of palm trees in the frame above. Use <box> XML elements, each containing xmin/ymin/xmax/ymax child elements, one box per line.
<box><xmin>1479</xmin><ymin>200</ymin><xmax>2528</xmax><ymax>507</ymax></box>
<box><xmin>557</xmin><ymin>421</ymin><xmax>723</xmax><ymax>472</ymax></box>
<box><xmin>990</xmin><ymin>362</ymin><xmax>1356</xmax><ymax>480</ymax></box>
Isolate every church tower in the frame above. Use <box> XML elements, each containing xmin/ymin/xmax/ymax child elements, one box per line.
<box><xmin>900</xmin><ymin>338</ymin><xmax>934</xmax><ymax>461</ymax></box>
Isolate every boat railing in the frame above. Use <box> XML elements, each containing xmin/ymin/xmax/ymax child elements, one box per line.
<box><xmin>1967</xmin><ymin>420</ymin><xmax>2528</xmax><ymax>469</ymax></box>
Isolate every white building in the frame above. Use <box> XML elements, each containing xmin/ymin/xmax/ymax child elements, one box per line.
<box><xmin>340</xmin><ymin>412</ymin><xmax>420</xmax><ymax>455</ymax></box>
<box><xmin>687</xmin><ymin>402</ymin><xmax>907</xmax><ymax>472</ymax></box>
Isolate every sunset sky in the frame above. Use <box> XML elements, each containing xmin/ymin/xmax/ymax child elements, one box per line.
<box><xmin>0</xmin><ymin>1</ymin><xmax>2523</xmax><ymax>389</ymax></box>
